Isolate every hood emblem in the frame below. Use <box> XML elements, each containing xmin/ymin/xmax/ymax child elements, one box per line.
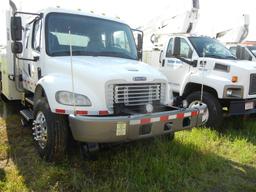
<box><xmin>127</xmin><ymin>68</ymin><xmax>139</xmax><ymax>72</ymax></box>
<box><xmin>133</xmin><ymin>77</ymin><xmax>147</xmax><ymax>81</ymax></box>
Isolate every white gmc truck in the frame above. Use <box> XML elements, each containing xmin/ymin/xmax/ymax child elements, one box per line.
<box><xmin>144</xmin><ymin>34</ymin><xmax>256</xmax><ymax>128</ymax></box>
<box><xmin>0</xmin><ymin>1</ymin><xmax>205</xmax><ymax>161</ymax></box>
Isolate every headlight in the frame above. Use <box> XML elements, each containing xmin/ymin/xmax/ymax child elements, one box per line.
<box><xmin>223</xmin><ymin>86</ymin><xmax>243</xmax><ymax>99</ymax></box>
<box><xmin>55</xmin><ymin>91</ymin><xmax>92</xmax><ymax>106</ymax></box>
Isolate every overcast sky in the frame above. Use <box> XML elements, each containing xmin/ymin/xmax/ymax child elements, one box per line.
<box><xmin>0</xmin><ymin>0</ymin><xmax>256</xmax><ymax>44</ymax></box>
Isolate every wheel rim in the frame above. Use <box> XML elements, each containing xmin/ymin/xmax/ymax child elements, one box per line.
<box><xmin>189</xmin><ymin>100</ymin><xmax>209</xmax><ymax>124</ymax></box>
<box><xmin>32</xmin><ymin>111</ymin><xmax>48</xmax><ymax>149</ymax></box>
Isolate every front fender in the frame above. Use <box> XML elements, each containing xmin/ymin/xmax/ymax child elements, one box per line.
<box><xmin>180</xmin><ymin>72</ymin><xmax>232</xmax><ymax>98</ymax></box>
<box><xmin>36</xmin><ymin>73</ymin><xmax>108</xmax><ymax>114</ymax></box>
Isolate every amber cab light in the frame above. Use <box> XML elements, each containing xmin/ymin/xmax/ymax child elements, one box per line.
<box><xmin>232</xmin><ymin>76</ymin><xmax>238</xmax><ymax>83</ymax></box>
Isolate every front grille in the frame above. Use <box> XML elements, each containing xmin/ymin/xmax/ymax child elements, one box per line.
<box><xmin>249</xmin><ymin>73</ymin><xmax>256</xmax><ymax>95</ymax></box>
<box><xmin>113</xmin><ymin>83</ymin><xmax>162</xmax><ymax>106</ymax></box>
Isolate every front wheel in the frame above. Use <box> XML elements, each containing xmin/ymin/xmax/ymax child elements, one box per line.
<box><xmin>33</xmin><ymin>98</ymin><xmax>69</xmax><ymax>162</ymax></box>
<box><xmin>186</xmin><ymin>91</ymin><xmax>223</xmax><ymax>129</ymax></box>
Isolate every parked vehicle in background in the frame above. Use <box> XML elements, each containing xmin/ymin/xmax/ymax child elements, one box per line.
<box><xmin>228</xmin><ymin>41</ymin><xmax>256</xmax><ymax>61</ymax></box>
<box><xmin>0</xmin><ymin>1</ymin><xmax>205</xmax><ymax>161</ymax></box>
<box><xmin>144</xmin><ymin>34</ymin><xmax>256</xmax><ymax>128</ymax></box>
<box><xmin>141</xmin><ymin>1</ymin><xmax>256</xmax><ymax>128</ymax></box>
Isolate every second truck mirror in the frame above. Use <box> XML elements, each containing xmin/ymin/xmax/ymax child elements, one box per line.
<box><xmin>11</xmin><ymin>42</ymin><xmax>23</xmax><ymax>54</ymax></box>
<box><xmin>173</xmin><ymin>37</ymin><xmax>181</xmax><ymax>57</ymax></box>
<box><xmin>137</xmin><ymin>34</ymin><xmax>143</xmax><ymax>60</ymax></box>
<box><xmin>11</xmin><ymin>16</ymin><xmax>22</xmax><ymax>41</ymax></box>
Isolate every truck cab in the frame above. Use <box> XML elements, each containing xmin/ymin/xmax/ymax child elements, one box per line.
<box><xmin>144</xmin><ymin>34</ymin><xmax>256</xmax><ymax>128</ymax></box>
<box><xmin>228</xmin><ymin>42</ymin><xmax>256</xmax><ymax>61</ymax></box>
<box><xmin>1</xmin><ymin>3</ymin><xmax>205</xmax><ymax>161</ymax></box>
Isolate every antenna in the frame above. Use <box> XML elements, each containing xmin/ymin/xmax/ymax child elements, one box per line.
<box><xmin>200</xmin><ymin>49</ymin><xmax>206</xmax><ymax>101</ymax></box>
<box><xmin>69</xmin><ymin>29</ymin><xmax>76</xmax><ymax>115</ymax></box>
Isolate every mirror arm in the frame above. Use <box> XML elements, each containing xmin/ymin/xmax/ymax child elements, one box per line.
<box><xmin>15</xmin><ymin>55</ymin><xmax>39</xmax><ymax>62</ymax></box>
<box><xmin>175</xmin><ymin>56</ymin><xmax>197</xmax><ymax>67</ymax></box>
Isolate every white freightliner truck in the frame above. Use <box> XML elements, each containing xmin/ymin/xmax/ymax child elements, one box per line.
<box><xmin>142</xmin><ymin>1</ymin><xmax>256</xmax><ymax>128</ymax></box>
<box><xmin>0</xmin><ymin>1</ymin><xmax>205</xmax><ymax>161</ymax></box>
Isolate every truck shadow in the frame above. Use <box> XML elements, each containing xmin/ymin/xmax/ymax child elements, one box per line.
<box><xmin>1</xmin><ymin>100</ymin><xmax>256</xmax><ymax>191</ymax></box>
<box><xmin>222</xmin><ymin>116</ymin><xmax>256</xmax><ymax>146</ymax></box>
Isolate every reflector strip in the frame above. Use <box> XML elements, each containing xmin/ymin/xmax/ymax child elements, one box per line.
<box><xmin>76</xmin><ymin>110</ymin><xmax>88</xmax><ymax>115</ymax></box>
<box><xmin>141</xmin><ymin>118</ymin><xmax>151</xmax><ymax>124</ymax></box>
<box><xmin>99</xmin><ymin>111</ymin><xmax>109</xmax><ymax>115</ymax></box>
<box><xmin>177</xmin><ymin>113</ymin><xmax>184</xmax><ymax>119</ymax></box>
<box><xmin>184</xmin><ymin>112</ymin><xmax>191</xmax><ymax>117</ymax></box>
<box><xmin>55</xmin><ymin>109</ymin><xmax>65</xmax><ymax>114</ymax></box>
<box><xmin>129</xmin><ymin>110</ymin><xmax>200</xmax><ymax>125</ymax></box>
<box><xmin>151</xmin><ymin>117</ymin><xmax>160</xmax><ymax>122</ymax></box>
<box><xmin>160</xmin><ymin>116</ymin><xmax>169</xmax><ymax>121</ymax></box>
<box><xmin>191</xmin><ymin>111</ymin><xmax>198</xmax><ymax>116</ymax></box>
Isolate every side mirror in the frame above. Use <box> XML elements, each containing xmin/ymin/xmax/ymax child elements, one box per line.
<box><xmin>137</xmin><ymin>33</ymin><xmax>143</xmax><ymax>60</ymax></box>
<box><xmin>132</xmin><ymin>29</ymin><xmax>143</xmax><ymax>61</ymax></box>
<box><xmin>11</xmin><ymin>16</ymin><xmax>22</xmax><ymax>41</ymax></box>
<box><xmin>11</xmin><ymin>42</ymin><xmax>23</xmax><ymax>54</ymax></box>
<box><xmin>191</xmin><ymin>60</ymin><xmax>198</xmax><ymax>67</ymax></box>
<box><xmin>159</xmin><ymin>50</ymin><xmax>163</xmax><ymax>64</ymax></box>
<box><xmin>173</xmin><ymin>37</ymin><xmax>181</xmax><ymax>57</ymax></box>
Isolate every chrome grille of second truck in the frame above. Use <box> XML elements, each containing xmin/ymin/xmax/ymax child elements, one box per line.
<box><xmin>114</xmin><ymin>84</ymin><xmax>161</xmax><ymax>106</ymax></box>
<box><xmin>249</xmin><ymin>73</ymin><xmax>256</xmax><ymax>95</ymax></box>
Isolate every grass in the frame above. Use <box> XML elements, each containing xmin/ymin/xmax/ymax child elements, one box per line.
<box><xmin>0</xmin><ymin>101</ymin><xmax>256</xmax><ymax>192</ymax></box>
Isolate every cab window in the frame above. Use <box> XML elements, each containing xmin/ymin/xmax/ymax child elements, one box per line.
<box><xmin>113</xmin><ymin>31</ymin><xmax>131</xmax><ymax>52</ymax></box>
<box><xmin>229</xmin><ymin>46</ymin><xmax>237</xmax><ymax>56</ymax></box>
<box><xmin>166</xmin><ymin>38</ymin><xmax>174</xmax><ymax>57</ymax></box>
<box><xmin>32</xmin><ymin>19</ymin><xmax>42</xmax><ymax>52</ymax></box>
<box><xmin>180</xmin><ymin>38</ymin><xmax>192</xmax><ymax>59</ymax></box>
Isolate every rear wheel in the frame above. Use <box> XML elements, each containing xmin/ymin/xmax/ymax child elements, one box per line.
<box><xmin>187</xmin><ymin>91</ymin><xmax>223</xmax><ymax>129</ymax></box>
<box><xmin>33</xmin><ymin>98</ymin><xmax>68</xmax><ymax>162</ymax></box>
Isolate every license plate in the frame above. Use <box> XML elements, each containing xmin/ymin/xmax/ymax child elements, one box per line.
<box><xmin>245</xmin><ymin>102</ymin><xmax>254</xmax><ymax>110</ymax></box>
<box><xmin>116</xmin><ymin>122</ymin><xmax>127</xmax><ymax>136</ymax></box>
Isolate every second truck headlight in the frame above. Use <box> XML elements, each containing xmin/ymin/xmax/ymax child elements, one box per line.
<box><xmin>223</xmin><ymin>86</ymin><xmax>243</xmax><ymax>99</ymax></box>
<box><xmin>56</xmin><ymin>91</ymin><xmax>92</xmax><ymax>106</ymax></box>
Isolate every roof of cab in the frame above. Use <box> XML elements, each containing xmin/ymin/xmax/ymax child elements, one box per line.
<box><xmin>39</xmin><ymin>7</ymin><xmax>127</xmax><ymax>25</ymax></box>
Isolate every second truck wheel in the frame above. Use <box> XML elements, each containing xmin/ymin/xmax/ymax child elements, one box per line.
<box><xmin>187</xmin><ymin>91</ymin><xmax>223</xmax><ymax>129</ymax></box>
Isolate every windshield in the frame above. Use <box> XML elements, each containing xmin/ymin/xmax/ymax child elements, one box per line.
<box><xmin>248</xmin><ymin>46</ymin><xmax>256</xmax><ymax>57</ymax></box>
<box><xmin>189</xmin><ymin>37</ymin><xmax>236</xmax><ymax>60</ymax></box>
<box><xmin>46</xmin><ymin>13</ymin><xmax>138</xmax><ymax>60</ymax></box>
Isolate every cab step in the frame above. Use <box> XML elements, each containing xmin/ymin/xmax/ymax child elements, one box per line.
<box><xmin>20</xmin><ymin>109</ymin><xmax>33</xmax><ymax>122</ymax></box>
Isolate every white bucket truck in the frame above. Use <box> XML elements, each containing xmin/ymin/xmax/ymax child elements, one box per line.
<box><xmin>142</xmin><ymin>1</ymin><xmax>256</xmax><ymax>128</ymax></box>
<box><xmin>0</xmin><ymin>1</ymin><xmax>205</xmax><ymax>161</ymax></box>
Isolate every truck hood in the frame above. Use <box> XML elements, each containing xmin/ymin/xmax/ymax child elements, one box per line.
<box><xmin>50</xmin><ymin>56</ymin><xmax>166</xmax><ymax>82</ymax></box>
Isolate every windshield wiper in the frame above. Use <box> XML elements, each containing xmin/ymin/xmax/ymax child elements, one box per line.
<box><xmin>94</xmin><ymin>51</ymin><xmax>136</xmax><ymax>60</ymax></box>
<box><xmin>51</xmin><ymin>50</ymin><xmax>91</xmax><ymax>56</ymax></box>
<box><xmin>204</xmin><ymin>54</ymin><xmax>224</xmax><ymax>59</ymax></box>
<box><xmin>223</xmin><ymin>55</ymin><xmax>237</xmax><ymax>60</ymax></box>
<box><xmin>204</xmin><ymin>54</ymin><xmax>237</xmax><ymax>60</ymax></box>
<box><xmin>51</xmin><ymin>50</ymin><xmax>136</xmax><ymax>60</ymax></box>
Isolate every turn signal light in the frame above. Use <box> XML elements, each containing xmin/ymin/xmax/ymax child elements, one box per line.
<box><xmin>232</xmin><ymin>76</ymin><xmax>238</xmax><ymax>83</ymax></box>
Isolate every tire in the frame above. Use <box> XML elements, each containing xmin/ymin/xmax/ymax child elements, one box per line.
<box><xmin>186</xmin><ymin>91</ymin><xmax>223</xmax><ymax>129</ymax></box>
<box><xmin>33</xmin><ymin>97</ymin><xmax>68</xmax><ymax>162</ymax></box>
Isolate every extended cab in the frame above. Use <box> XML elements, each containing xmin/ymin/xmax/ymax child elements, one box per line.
<box><xmin>144</xmin><ymin>34</ymin><xmax>256</xmax><ymax>128</ymax></box>
<box><xmin>0</xmin><ymin>2</ymin><xmax>205</xmax><ymax>161</ymax></box>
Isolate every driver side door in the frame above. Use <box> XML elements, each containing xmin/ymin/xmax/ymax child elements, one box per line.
<box><xmin>160</xmin><ymin>37</ymin><xmax>193</xmax><ymax>94</ymax></box>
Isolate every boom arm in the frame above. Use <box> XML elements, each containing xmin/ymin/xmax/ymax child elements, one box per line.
<box><xmin>139</xmin><ymin>0</ymin><xmax>200</xmax><ymax>50</ymax></box>
<box><xmin>216</xmin><ymin>14</ymin><xmax>250</xmax><ymax>44</ymax></box>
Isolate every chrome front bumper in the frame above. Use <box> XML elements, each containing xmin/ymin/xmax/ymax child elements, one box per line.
<box><xmin>69</xmin><ymin>106</ymin><xmax>206</xmax><ymax>143</ymax></box>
